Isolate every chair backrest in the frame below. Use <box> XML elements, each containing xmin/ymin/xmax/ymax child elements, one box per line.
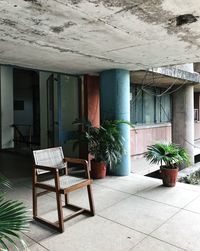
<box><xmin>33</xmin><ymin>147</ymin><xmax>65</xmax><ymax>175</ymax></box>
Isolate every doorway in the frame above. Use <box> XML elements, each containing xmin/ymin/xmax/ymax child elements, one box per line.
<box><xmin>13</xmin><ymin>68</ymin><xmax>40</xmax><ymax>151</ymax></box>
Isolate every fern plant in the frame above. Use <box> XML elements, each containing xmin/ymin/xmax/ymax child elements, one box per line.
<box><xmin>0</xmin><ymin>174</ymin><xmax>29</xmax><ymax>251</ymax></box>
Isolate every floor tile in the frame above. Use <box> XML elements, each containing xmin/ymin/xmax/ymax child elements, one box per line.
<box><xmin>23</xmin><ymin>220</ymin><xmax>56</xmax><ymax>243</ymax></box>
<box><xmin>28</xmin><ymin>243</ymin><xmax>49</xmax><ymax>251</ymax></box>
<box><xmin>6</xmin><ymin>185</ymin><xmax>33</xmax><ymax>208</ymax></box>
<box><xmin>176</xmin><ymin>181</ymin><xmax>200</xmax><ymax>192</ymax></box>
<box><xmin>131</xmin><ymin>157</ymin><xmax>159</xmax><ymax>175</ymax></box>
<box><xmin>6</xmin><ymin>173</ymin><xmax>200</xmax><ymax>251</ymax></box>
<box><xmin>131</xmin><ymin>236</ymin><xmax>183</xmax><ymax>251</ymax></box>
<box><xmin>152</xmin><ymin>210</ymin><xmax>200</xmax><ymax>251</ymax></box>
<box><xmin>136</xmin><ymin>185</ymin><xmax>200</xmax><ymax>208</ymax></box>
<box><xmin>40</xmin><ymin>216</ymin><xmax>146</xmax><ymax>251</ymax></box>
<box><xmin>99</xmin><ymin>195</ymin><xmax>179</xmax><ymax>234</ymax></box>
<box><xmin>94</xmin><ymin>175</ymin><xmax>161</xmax><ymax>194</ymax></box>
<box><xmin>68</xmin><ymin>184</ymin><xmax>130</xmax><ymax>212</ymax></box>
<box><xmin>184</xmin><ymin>195</ymin><xmax>200</xmax><ymax>213</ymax></box>
<box><xmin>1</xmin><ymin>233</ymin><xmax>36</xmax><ymax>251</ymax></box>
<box><xmin>6</xmin><ymin>185</ymin><xmax>63</xmax><ymax>215</ymax></box>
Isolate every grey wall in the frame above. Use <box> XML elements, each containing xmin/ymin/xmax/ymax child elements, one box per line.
<box><xmin>0</xmin><ymin>66</ymin><xmax>14</xmax><ymax>149</ymax></box>
<box><xmin>39</xmin><ymin>71</ymin><xmax>51</xmax><ymax>148</ymax></box>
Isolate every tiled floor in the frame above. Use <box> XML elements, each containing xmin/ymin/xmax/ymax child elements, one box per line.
<box><xmin>5</xmin><ymin>173</ymin><xmax>200</xmax><ymax>251</ymax></box>
<box><xmin>131</xmin><ymin>157</ymin><xmax>160</xmax><ymax>175</ymax></box>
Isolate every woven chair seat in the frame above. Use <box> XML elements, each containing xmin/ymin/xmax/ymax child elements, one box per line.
<box><xmin>40</xmin><ymin>175</ymin><xmax>87</xmax><ymax>189</ymax></box>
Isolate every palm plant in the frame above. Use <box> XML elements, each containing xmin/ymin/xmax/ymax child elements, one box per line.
<box><xmin>73</xmin><ymin>118</ymin><xmax>133</xmax><ymax>170</ymax></box>
<box><xmin>144</xmin><ymin>143</ymin><xmax>190</xmax><ymax>169</ymax></box>
<box><xmin>0</xmin><ymin>174</ymin><xmax>29</xmax><ymax>251</ymax></box>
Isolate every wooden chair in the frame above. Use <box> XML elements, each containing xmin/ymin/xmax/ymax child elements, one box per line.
<box><xmin>32</xmin><ymin>147</ymin><xmax>95</xmax><ymax>233</ymax></box>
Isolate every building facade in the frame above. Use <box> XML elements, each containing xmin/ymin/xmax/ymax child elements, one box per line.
<box><xmin>0</xmin><ymin>64</ymin><xmax>200</xmax><ymax>175</ymax></box>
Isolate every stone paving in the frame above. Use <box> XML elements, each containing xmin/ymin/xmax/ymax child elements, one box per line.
<box><xmin>6</xmin><ymin>173</ymin><xmax>200</xmax><ymax>251</ymax></box>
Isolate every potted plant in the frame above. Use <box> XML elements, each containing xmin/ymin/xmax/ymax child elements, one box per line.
<box><xmin>144</xmin><ymin>143</ymin><xmax>190</xmax><ymax>187</ymax></box>
<box><xmin>73</xmin><ymin>118</ymin><xmax>133</xmax><ymax>179</ymax></box>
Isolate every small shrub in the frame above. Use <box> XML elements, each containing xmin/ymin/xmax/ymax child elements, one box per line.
<box><xmin>179</xmin><ymin>170</ymin><xmax>200</xmax><ymax>185</ymax></box>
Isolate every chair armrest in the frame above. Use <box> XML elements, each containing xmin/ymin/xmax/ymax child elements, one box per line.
<box><xmin>63</xmin><ymin>157</ymin><xmax>90</xmax><ymax>178</ymax></box>
<box><xmin>64</xmin><ymin>157</ymin><xmax>88</xmax><ymax>166</ymax></box>
<box><xmin>33</xmin><ymin>164</ymin><xmax>58</xmax><ymax>174</ymax></box>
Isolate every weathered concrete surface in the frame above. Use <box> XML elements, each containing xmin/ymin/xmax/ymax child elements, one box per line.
<box><xmin>0</xmin><ymin>0</ymin><xmax>200</xmax><ymax>73</ymax></box>
<box><xmin>151</xmin><ymin>66</ymin><xmax>200</xmax><ymax>83</ymax></box>
<box><xmin>172</xmin><ymin>85</ymin><xmax>194</xmax><ymax>164</ymax></box>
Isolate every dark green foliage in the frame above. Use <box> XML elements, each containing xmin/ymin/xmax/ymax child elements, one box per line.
<box><xmin>144</xmin><ymin>143</ymin><xmax>190</xmax><ymax>169</ymax></box>
<box><xmin>0</xmin><ymin>175</ymin><xmax>29</xmax><ymax>251</ymax></box>
<box><xmin>0</xmin><ymin>175</ymin><xmax>12</xmax><ymax>191</ymax></box>
<box><xmin>73</xmin><ymin>118</ymin><xmax>134</xmax><ymax>170</ymax></box>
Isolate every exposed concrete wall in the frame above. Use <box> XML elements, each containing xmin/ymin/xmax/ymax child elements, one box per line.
<box><xmin>194</xmin><ymin>122</ymin><xmax>200</xmax><ymax>141</ymax></box>
<box><xmin>172</xmin><ymin>85</ymin><xmax>194</xmax><ymax>163</ymax></box>
<box><xmin>131</xmin><ymin>123</ymin><xmax>172</xmax><ymax>158</ymax></box>
<box><xmin>0</xmin><ymin>66</ymin><xmax>14</xmax><ymax>149</ymax></box>
<box><xmin>194</xmin><ymin>63</ymin><xmax>200</xmax><ymax>74</ymax></box>
<box><xmin>173</xmin><ymin>63</ymin><xmax>194</xmax><ymax>73</ymax></box>
<box><xmin>39</xmin><ymin>71</ymin><xmax>51</xmax><ymax>148</ymax></box>
<box><xmin>1</xmin><ymin>1</ymin><xmax>200</xmax><ymax>74</ymax></box>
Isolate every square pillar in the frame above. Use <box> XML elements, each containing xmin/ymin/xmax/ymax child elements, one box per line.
<box><xmin>172</xmin><ymin>85</ymin><xmax>194</xmax><ymax>164</ymax></box>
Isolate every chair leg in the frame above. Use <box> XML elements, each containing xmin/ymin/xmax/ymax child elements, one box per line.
<box><xmin>64</xmin><ymin>194</ymin><xmax>69</xmax><ymax>206</ymax></box>
<box><xmin>32</xmin><ymin>166</ymin><xmax>38</xmax><ymax>218</ymax></box>
<box><xmin>32</xmin><ymin>186</ymin><xmax>37</xmax><ymax>218</ymax></box>
<box><xmin>87</xmin><ymin>185</ymin><xmax>95</xmax><ymax>216</ymax></box>
<box><xmin>56</xmin><ymin>192</ymin><xmax>64</xmax><ymax>232</ymax></box>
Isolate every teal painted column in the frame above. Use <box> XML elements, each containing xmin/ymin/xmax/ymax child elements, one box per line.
<box><xmin>100</xmin><ymin>69</ymin><xmax>130</xmax><ymax>176</ymax></box>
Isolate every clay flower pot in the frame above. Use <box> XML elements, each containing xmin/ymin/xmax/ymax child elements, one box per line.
<box><xmin>90</xmin><ymin>160</ymin><xmax>106</xmax><ymax>179</ymax></box>
<box><xmin>160</xmin><ymin>166</ymin><xmax>179</xmax><ymax>187</ymax></box>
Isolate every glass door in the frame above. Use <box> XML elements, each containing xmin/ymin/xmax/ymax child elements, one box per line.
<box><xmin>47</xmin><ymin>74</ymin><xmax>79</xmax><ymax>156</ymax></box>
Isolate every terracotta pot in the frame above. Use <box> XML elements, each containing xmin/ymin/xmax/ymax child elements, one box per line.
<box><xmin>160</xmin><ymin>166</ymin><xmax>179</xmax><ymax>187</ymax></box>
<box><xmin>90</xmin><ymin>160</ymin><xmax>106</xmax><ymax>179</ymax></box>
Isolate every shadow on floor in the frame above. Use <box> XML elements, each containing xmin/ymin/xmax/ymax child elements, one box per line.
<box><xmin>0</xmin><ymin>150</ymin><xmax>33</xmax><ymax>178</ymax></box>
<box><xmin>145</xmin><ymin>170</ymin><xmax>161</xmax><ymax>179</ymax></box>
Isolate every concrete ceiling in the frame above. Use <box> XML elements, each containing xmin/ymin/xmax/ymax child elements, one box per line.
<box><xmin>1</xmin><ymin>0</ymin><xmax>200</xmax><ymax>74</ymax></box>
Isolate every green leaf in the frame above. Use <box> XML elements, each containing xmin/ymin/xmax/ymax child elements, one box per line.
<box><xmin>145</xmin><ymin>143</ymin><xmax>190</xmax><ymax>168</ymax></box>
<box><xmin>0</xmin><ymin>175</ymin><xmax>12</xmax><ymax>191</ymax></box>
<box><xmin>0</xmin><ymin>175</ymin><xmax>29</xmax><ymax>251</ymax></box>
<box><xmin>72</xmin><ymin>118</ymin><xmax>133</xmax><ymax>170</ymax></box>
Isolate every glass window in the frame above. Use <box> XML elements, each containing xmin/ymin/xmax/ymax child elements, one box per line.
<box><xmin>130</xmin><ymin>85</ymin><xmax>171</xmax><ymax>125</ymax></box>
<box><xmin>143</xmin><ymin>88</ymin><xmax>154</xmax><ymax>124</ymax></box>
<box><xmin>161</xmin><ymin>94</ymin><xmax>171</xmax><ymax>122</ymax></box>
<box><xmin>135</xmin><ymin>87</ymin><xmax>143</xmax><ymax>124</ymax></box>
<box><xmin>130</xmin><ymin>85</ymin><xmax>136</xmax><ymax>124</ymax></box>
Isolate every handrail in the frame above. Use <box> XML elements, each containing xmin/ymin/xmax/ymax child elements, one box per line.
<box><xmin>12</xmin><ymin>124</ymin><xmax>27</xmax><ymax>143</ymax></box>
<box><xmin>12</xmin><ymin>124</ymin><xmax>33</xmax><ymax>147</ymax></box>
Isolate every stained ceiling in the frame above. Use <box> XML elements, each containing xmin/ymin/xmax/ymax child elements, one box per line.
<box><xmin>1</xmin><ymin>0</ymin><xmax>200</xmax><ymax>74</ymax></box>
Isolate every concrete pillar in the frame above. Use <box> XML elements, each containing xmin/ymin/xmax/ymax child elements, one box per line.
<box><xmin>0</xmin><ymin>66</ymin><xmax>14</xmax><ymax>149</ymax></box>
<box><xmin>172</xmin><ymin>85</ymin><xmax>194</xmax><ymax>164</ymax></box>
<box><xmin>39</xmin><ymin>71</ymin><xmax>51</xmax><ymax>148</ymax></box>
<box><xmin>100</xmin><ymin>69</ymin><xmax>130</xmax><ymax>176</ymax></box>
